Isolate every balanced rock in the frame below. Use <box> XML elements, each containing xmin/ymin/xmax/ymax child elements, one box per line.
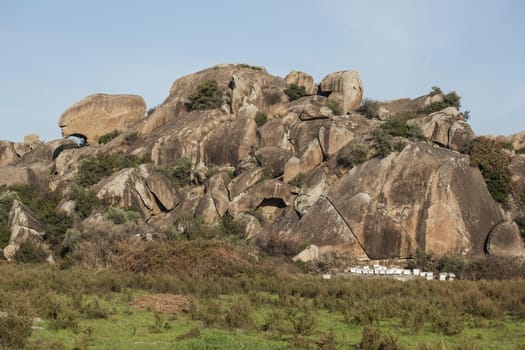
<box><xmin>319</xmin><ymin>71</ymin><xmax>363</xmax><ymax>114</ymax></box>
<box><xmin>59</xmin><ymin>94</ymin><xmax>146</xmax><ymax>144</ymax></box>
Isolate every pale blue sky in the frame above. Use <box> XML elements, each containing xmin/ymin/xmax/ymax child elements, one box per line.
<box><xmin>1</xmin><ymin>0</ymin><xmax>524</xmax><ymax>142</ymax></box>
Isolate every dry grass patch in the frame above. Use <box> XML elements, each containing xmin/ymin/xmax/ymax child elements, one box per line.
<box><xmin>130</xmin><ymin>294</ymin><xmax>191</xmax><ymax>314</ymax></box>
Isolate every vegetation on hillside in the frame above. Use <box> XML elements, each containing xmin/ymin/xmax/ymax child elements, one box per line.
<box><xmin>373</xmin><ymin>113</ymin><xmax>425</xmax><ymax>158</ymax></box>
<box><xmin>461</xmin><ymin>137</ymin><xmax>512</xmax><ymax>204</ymax></box>
<box><xmin>75</xmin><ymin>152</ymin><xmax>143</xmax><ymax>188</ymax></box>
<box><xmin>284</xmin><ymin>84</ymin><xmax>307</xmax><ymax>101</ymax></box>
<box><xmin>189</xmin><ymin>80</ymin><xmax>224</xmax><ymax>110</ymax></box>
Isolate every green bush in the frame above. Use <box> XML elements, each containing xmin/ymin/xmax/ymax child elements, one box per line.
<box><xmin>284</xmin><ymin>84</ymin><xmax>307</xmax><ymax>101</ymax></box>
<box><xmin>98</xmin><ymin>130</ymin><xmax>120</xmax><ymax>144</ymax></box>
<box><xmin>220</xmin><ymin>213</ymin><xmax>246</xmax><ymax>239</ymax></box>
<box><xmin>462</xmin><ymin>137</ymin><xmax>511</xmax><ymax>204</ymax></box>
<box><xmin>237</xmin><ymin>63</ymin><xmax>263</xmax><ymax>71</ymax></box>
<box><xmin>359</xmin><ymin>325</ymin><xmax>403</xmax><ymax>350</ymax></box>
<box><xmin>254</xmin><ymin>111</ymin><xmax>268</xmax><ymax>127</ymax></box>
<box><xmin>337</xmin><ymin>144</ymin><xmax>369</xmax><ymax>168</ymax></box>
<box><xmin>159</xmin><ymin>157</ymin><xmax>193</xmax><ymax>189</ymax></box>
<box><xmin>75</xmin><ymin>152</ymin><xmax>143</xmax><ymax>187</ymax></box>
<box><xmin>0</xmin><ymin>313</ymin><xmax>32</xmax><ymax>349</ymax></box>
<box><xmin>326</xmin><ymin>100</ymin><xmax>341</xmax><ymax>115</ymax></box>
<box><xmin>422</xmin><ymin>90</ymin><xmax>462</xmax><ymax>114</ymax></box>
<box><xmin>224</xmin><ymin>298</ymin><xmax>255</xmax><ymax>330</ymax></box>
<box><xmin>0</xmin><ymin>185</ymin><xmax>73</xmax><ymax>255</ymax></box>
<box><xmin>14</xmin><ymin>240</ymin><xmax>48</xmax><ymax>264</ymax></box>
<box><xmin>356</xmin><ymin>98</ymin><xmax>380</xmax><ymax>119</ymax></box>
<box><xmin>429</xmin><ymin>86</ymin><xmax>443</xmax><ymax>96</ymax></box>
<box><xmin>373</xmin><ymin>114</ymin><xmax>424</xmax><ymax>158</ymax></box>
<box><xmin>106</xmin><ymin>206</ymin><xmax>141</xmax><ymax>225</ymax></box>
<box><xmin>189</xmin><ymin>80</ymin><xmax>224</xmax><ymax>110</ymax></box>
<box><xmin>70</xmin><ymin>186</ymin><xmax>101</xmax><ymax>220</ymax></box>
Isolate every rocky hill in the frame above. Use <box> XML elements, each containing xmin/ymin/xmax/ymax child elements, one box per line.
<box><xmin>1</xmin><ymin>63</ymin><xmax>524</xmax><ymax>264</ymax></box>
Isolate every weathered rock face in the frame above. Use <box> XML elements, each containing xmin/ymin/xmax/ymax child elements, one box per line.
<box><xmin>229</xmin><ymin>179</ymin><xmax>296</xmax><ymax>214</ymax></box>
<box><xmin>3</xmin><ymin>200</ymin><xmax>45</xmax><ymax>261</ymax></box>
<box><xmin>414</xmin><ymin>107</ymin><xmax>475</xmax><ymax>150</ymax></box>
<box><xmin>314</xmin><ymin>142</ymin><xmax>508</xmax><ymax>259</ymax></box>
<box><xmin>202</xmin><ymin>118</ymin><xmax>258</xmax><ymax>166</ymax></box>
<box><xmin>142</xmin><ymin>64</ymin><xmax>288</xmax><ymax>136</ymax></box>
<box><xmin>0</xmin><ymin>141</ymin><xmax>18</xmax><ymax>166</ymax></box>
<box><xmin>59</xmin><ymin>94</ymin><xmax>146</xmax><ymax>144</ymax></box>
<box><xmin>319</xmin><ymin>71</ymin><xmax>363</xmax><ymax>114</ymax></box>
<box><xmin>96</xmin><ymin>164</ymin><xmax>179</xmax><ymax>219</ymax></box>
<box><xmin>0</xmin><ymin>163</ymin><xmax>51</xmax><ymax>189</ymax></box>
<box><xmin>195</xmin><ymin>172</ymin><xmax>230</xmax><ymax>223</ymax></box>
<box><xmin>285</xmin><ymin>96</ymin><xmax>333</xmax><ymax>121</ymax></box>
<box><xmin>284</xmin><ymin>71</ymin><xmax>316</xmax><ymax>95</ymax></box>
<box><xmin>254</xmin><ymin>147</ymin><xmax>293</xmax><ymax>177</ymax></box>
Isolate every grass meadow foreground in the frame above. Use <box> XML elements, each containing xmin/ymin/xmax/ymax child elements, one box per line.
<box><xmin>0</xmin><ymin>260</ymin><xmax>524</xmax><ymax>350</ymax></box>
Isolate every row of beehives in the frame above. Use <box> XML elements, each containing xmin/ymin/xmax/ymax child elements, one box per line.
<box><xmin>348</xmin><ymin>265</ymin><xmax>456</xmax><ymax>281</ymax></box>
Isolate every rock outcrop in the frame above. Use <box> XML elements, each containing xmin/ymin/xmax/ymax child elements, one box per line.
<box><xmin>414</xmin><ymin>107</ymin><xmax>475</xmax><ymax>150</ymax></box>
<box><xmin>319</xmin><ymin>71</ymin><xmax>363</xmax><ymax>114</ymax></box>
<box><xmin>59</xmin><ymin>94</ymin><xmax>146</xmax><ymax>144</ymax></box>
<box><xmin>322</xmin><ymin>143</ymin><xmax>510</xmax><ymax>258</ymax></box>
<box><xmin>96</xmin><ymin>164</ymin><xmax>179</xmax><ymax>219</ymax></box>
<box><xmin>2</xmin><ymin>63</ymin><xmax>524</xmax><ymax>263</ymax></box>
<box><xmin>3</xmin><ymin>200</ymin><xmax>45</xmax><ymax>261</ymax></box>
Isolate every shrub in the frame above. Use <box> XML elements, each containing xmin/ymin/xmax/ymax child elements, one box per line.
<box><xmin>359</xmin><ymin>325</ymin><xmax>403</xmax><ymax>350</ymax></box>
<box><xmin>237</xmin><ymin>63</ymin><xmax>263</xmax><ymax>71</ymax></box>
<box><xmin>14</xmin><ymin>240</ymin><xmax>48</xmax><ymax>264</ymax></box>
<box><xmin>189</xmin><ymin>80</ymin><xmax>224</xmax><ymax>110</ymax></box>
<box><xmin>255</xmin><ymin>111</ymin><xmax>268</xmax><ymax>127</ymax></box>
<box><xmin>219</xmin><ymin>213</ymin><xmax>246</xmax><ymax>239</ymax></box>
<box><xmin>337</xmin><ymin>144</ymin><xmax>369</xmax><ymax>168</ymax></box>
<box><xmin>356</xmin><ymin>98</ymin><xmax>379</xmax><ymax>119</ymax></box>
<box><xmin>373</xmin><ymin>131</ymin><xmax>393</xmax><ymax>158</ymax></box>
<box><xmin>444</xmin><ymin>91</ymin><xmax>461</xmax><ymax>109</ymax></box>
<box><xmin>172</xmin><ymin>216</ymin><xmax>211</xmax><ymax>240</ymax></box>
<box><xmin>422</xmin><ymin>90</ymin><xmax>462</xmax><ymax>114</ymax></box>
<box><xmin>70</xmin><ymin>185</ymin><xmax>102</xmax><ymax>219</ymax></box>
<box><xmin>159</xmin><ymin>157</ymin><xmax>192</xmax><ymax>189</ymax></box>
<box><xmin>224</xmin><ymin>298</ymin><xmax>255</xmax><ymax>330</ymax></box>
<box><xmin>284</xmin><ymin>84</ymin><xmax>307</xmax><ymax>101</ymax></box>
<box><xmin>326</xmin><ymin>100</ymin><xmax>341</xmax><ymax>115</ymax></box>
<box><xmin>462</xmin><ymin>137</ymin><xmax>511</xmax><ymax>204</ymax></box>
<box><xmin>75</xmin><ymin>152</ymin><xmax>143</xmax><ymax>187</ymax></box>
<box><xmin>429</xmin><ymin>86</ymin><xmax>443</xmax><ymax>96</ymax></box>
<box><xmin>380</xmin><ymin>113</ymin><xmax>423</xmax><ymax>139</ymax></box>
<box><xmin>98</xmin><ymin>130</ymin><xmax>120</xmax><ymax>145</ymax></box>
<box><xmin>106</xmin><ymin>206</ymin><xmax>140</xmax><ymax>225</ymax></box>
<box><xmin>0</xmin><ymin>313</ymin><xmax>32</xmax><ymax>349</ymax></box>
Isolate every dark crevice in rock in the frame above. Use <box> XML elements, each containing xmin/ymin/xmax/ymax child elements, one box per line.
<box><xmin>322</xmin><ymin>194</ymin><xmax>369</xmax><ymax>259</ymax></box>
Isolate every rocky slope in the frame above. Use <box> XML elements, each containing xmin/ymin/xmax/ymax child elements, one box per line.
<box><xmin>1</xmin><ymin>63</ymin><xmax>524</xmax><ymax>262</ymax></box>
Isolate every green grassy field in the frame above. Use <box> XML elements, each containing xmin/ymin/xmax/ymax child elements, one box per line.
<box><xmin>1</xmin><ymin>264</ymin><xmax>524</xmax><ymax>349</ymax></box>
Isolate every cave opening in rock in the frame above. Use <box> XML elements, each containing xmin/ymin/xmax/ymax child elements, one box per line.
<box><xmin>68</xmin><ymin>134</ymin><xmax>87</xmax><ymax>147</ymax></box>
<box><xmin>256</xmin><ymin>198</ymin><xmax>286</xmax><ymax>223</ymax></box>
